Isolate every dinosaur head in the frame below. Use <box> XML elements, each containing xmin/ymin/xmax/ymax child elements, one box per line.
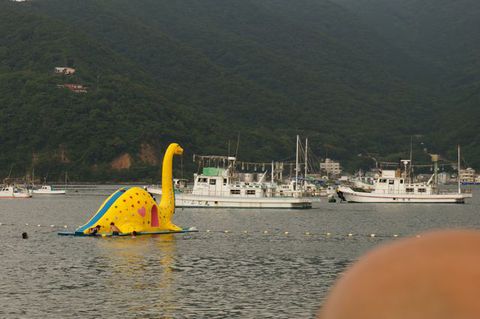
<box><xmin>172</xmin><ymin>143</ymin><xmax>184</xmax><ymax>156</ymax></box>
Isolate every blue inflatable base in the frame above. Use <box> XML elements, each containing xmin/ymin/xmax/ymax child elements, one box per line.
<box><xmin>58</xmin><ymin>228</ymin><xmax>198</xmax><ymax>237</ymax></box>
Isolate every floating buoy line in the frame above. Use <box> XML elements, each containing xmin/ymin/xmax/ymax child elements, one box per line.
<box><xmin>0</xmin><ymin>222</ymin><xmax>413</xmax><ymax>239</ymax></box>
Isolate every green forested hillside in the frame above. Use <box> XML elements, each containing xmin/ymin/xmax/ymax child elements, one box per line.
<box><xmin>330</xmin><ymin>0</ymin><xmax>480</xmax><ymax>167</ymax></box>
<box><xmin>0</xmin><ymin>3</ymin><xmax>201</xmax><ymax>180</ymax></box>
<box><xmin>0</xmin><ymin>0</ymin><xmax>478</xmax><ymax>181</ymax></box>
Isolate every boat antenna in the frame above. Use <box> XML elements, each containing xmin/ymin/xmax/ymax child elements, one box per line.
<box><xmin>7</xmin><ymin>164</ymin><xmax>13</xmax><ymax>178</ymax></box>
<box><xmin>409</xmin><ymin>136</ymin><xmax>413</xmax><ymax>183</ymax></box>
<box><xmin>271</xmin><ymin>161</ymin><xmax>274</xmax><ymax>184</ymax></box>
<box><xmin>234</xmin><ymin>133</ymin><xmax>240</xmax><ymax>159</ymax></box>
<box><xmin>295</xmin><ymin>135</ymin><xmax>299</xmax><ymax>191</ymax></box>
<box><xmin>305</xmin><ymin>137</ymin><xmax>308</xmax><ymax>183</ymax></box>
<box><xmin>458</xmin><ymin>144</ymin><xmax>461</xmax><ymax>194</ymax></box>
<box><xmin>193</xmin><ymin>154</ymin><xmax>200</xmax><ymax>174</ymax></box>
<box><xmin>180</xmin><ymin>154</ymin><xmax>184</xmax><ymax>180</ymax></box>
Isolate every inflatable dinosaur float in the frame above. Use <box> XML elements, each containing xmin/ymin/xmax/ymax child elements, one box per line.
<box><xmin>59</xmin><ymin>143</ymin><xmax>197</xmax><ymax>237</ymax></box>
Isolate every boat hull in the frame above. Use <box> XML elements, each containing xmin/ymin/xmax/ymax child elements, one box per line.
<box><xmin>338</xmin><ymin>187</ymin><xmax>471</xmax><ymax>204</ymax></box>
<box><xmin>147</xmin><ymin>189</ymin><xmax>312</xmax><ymax>209</ymax></box>
<box><xmin>175</xmin><ymin>195</ymin><xmax>312</xmax><ymax>209</ymax></box>
<box><xmin>33</xmin><ymin>190</ymin><xmax>66</xmax><ymax>195</ymax></box>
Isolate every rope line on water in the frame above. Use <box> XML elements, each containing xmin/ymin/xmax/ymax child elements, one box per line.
<box><xmin>1</xmin><ymin>222</ymin><xmax>413</xmax><ymax>238</ymax></box>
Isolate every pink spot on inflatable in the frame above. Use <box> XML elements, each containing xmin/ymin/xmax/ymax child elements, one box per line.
<box><xmin>151</xmin><ymin>205</ymin><xmax>159</xmax><ymax>227</ymax></box>
<box><xmin>137</xmin><ymin>206</ymin><xmax>146</xmax><ymax>217</ymax></box>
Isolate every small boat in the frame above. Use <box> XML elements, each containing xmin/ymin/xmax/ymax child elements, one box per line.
<box><xmin>0</xmin><ymin>185</ymin><xmax>32</xmax><ymax>198</ymax></box>
<box><xmin>338</xmin><ymin>172</ymin><xmax>471</xmax><ymax>203</ymax></box>
<box><xmin>32</xmin><ymin>185</ymin><xmax>66</xmax><ymax>195</ymax></box>
<box><xmin>337</xmin><ymin>147</ymin><xmax>472</xmax><ymax>204</ymax></box>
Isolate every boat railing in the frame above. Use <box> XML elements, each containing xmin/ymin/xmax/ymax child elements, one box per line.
<box><xmin>373</xmin><ymin>189</ymin><xmax>428</xmax><ymax>195</ymax></box>
<box><xmin>435</xmin><ymin>189</ymin><xmax>472</xmax><ymax>194</ymax></box>
<box><xmin>372</xmin><ymin>188</ymin><xmax>471</xmax><ymax>195</ymax></box>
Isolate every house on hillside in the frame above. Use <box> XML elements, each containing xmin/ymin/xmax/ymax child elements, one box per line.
<box><xmin>54</xmin><ymin>67</ymin><xmax>76</xmax><ymax>75</ymax></box>
<box><xmin>57</xmin><ymin>84</ymin><xmax>87</xmax><ymax>93</ymax></box>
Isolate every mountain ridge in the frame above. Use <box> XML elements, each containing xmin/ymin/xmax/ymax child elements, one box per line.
<box><xmin>0</xmin><ymin>0</ymin><xmax>478</xmax><ymax>180</ymax></box>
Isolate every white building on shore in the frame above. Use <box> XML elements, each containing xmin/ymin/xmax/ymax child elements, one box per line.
<box><xmin>320</xmin><ymin>158</ymin><xmax>342</xmax><ymax>177</ymax></box>
<box><xmin>460</xmin><ymin>167</ymin><xmax>476</xmax><ymax>183</ymax></box>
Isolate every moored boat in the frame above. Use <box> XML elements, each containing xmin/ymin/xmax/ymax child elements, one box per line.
<box><xmin>338</xmin><ymin>181</ymin><xmax>471</xmax><ymax>203</ymax></box>
<box><xmin>147</xmin><ymin>155</ymin><xmax>312</xmax><ymax>209</ymax></box>
<box><xmin>337</xmin><ymin>148</ymin><xmax>472</xmax><ymax>204</ymax></box>
<box><xmin>32</xmin><ymin>185</ymin><xmax>66</xmax><ymax>195</ymax></box>
<box><xmin>0</xmin><ymin>185</ymin><xmax>32</xmax><ymax>198</ymax></box>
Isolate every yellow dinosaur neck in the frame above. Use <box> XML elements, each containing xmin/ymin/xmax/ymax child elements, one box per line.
<box><xmin>159</xmin><ymin>143</ymin><xmax>183</xmax><ymax>230</ymax></box>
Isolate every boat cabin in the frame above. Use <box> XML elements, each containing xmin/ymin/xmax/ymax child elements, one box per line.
<box><xmin>374</xmin><ymin>170</ymin><xmax>433</xmax><ymax>195</ymax></box>
<box><xmin>192</xmin><ymin>167</ymin><xmax>267</xmax><ymax>198</ymax></box>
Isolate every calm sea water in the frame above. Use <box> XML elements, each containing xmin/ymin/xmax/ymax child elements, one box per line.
<box><xmin>0</xmin><ymin>187</ymin><xmax>479</xmax><ymax>318</ymax></box>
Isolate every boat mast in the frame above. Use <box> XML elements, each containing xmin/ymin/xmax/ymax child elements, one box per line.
<box><xmin>305</xmin><ymin>138</ymin><xmax>308</xmax><ymax>183</ymax></box>
<box><xmin>458</xmin><ymin>145</ymin><xmax>461</xmax><ymax>194</ymax></box>
<box><xmin>234</xmin><ymin>133</ymin><xmax>240</xmax><ymax>159</ymax></box>
<box><xmin>271</xmin><ymin>161</ymin><xmax>274</xmax><ymax>184</ymax></box>
<box><xmin>431</xmin><ymin>154</ymin><xmax>439</xmax><ymax>192</ymax></box>
<box><xmin>409</xmin><ymin>136</ymin><xmax>413</xmax><ymax>183</ymax></box>
<box><xmin>295</xmin><ymin>135</ymin><xmax>299</xmax><ymax>191</ymax></box>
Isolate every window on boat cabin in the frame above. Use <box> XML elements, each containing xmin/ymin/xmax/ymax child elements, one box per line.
<box><xmin>246</xmin><ymin>190</ymin><xmax>256</xmax><ymax>195</ymax></box>
<box><xmin>388</xmin><ymin>180</ymin><xmax>395</xmax><ymax>185</ymax></box>
<box><xmin>198</xmin><ymin>177</ymin><xmax>208</xmax><ymax>183</ymax></box>
<box><xmin>223</xmin><ymin>178</ymin><xmax>227</xmax><ymax>185</ymax></box>
<box><xmin>417</xmin><ymin>188</ymin><xmax>426</xmax><ymax>193</ymax></box>
<box><xmin>230</xmin><ymin>189</ymin><xmax>241</xmax><ymax>195</ymax></box>
<box><xmin>209</xmin><ymin>179</ymin><xmax>216</xmax><ymax>185</ymax></box>
<box><xmin>406</xmin><ymin>188</ymin><xmax>414</xmax><ymax>193</ymax></box>
<box><xmin>379</xmin><ymin>179</ymin><xmax>387</xmax><ymax>183</ymax></box>
<box><xmin>400</xmin><ymin>179</ymin><xmax>404</xmax><ymax>184</ymax></box>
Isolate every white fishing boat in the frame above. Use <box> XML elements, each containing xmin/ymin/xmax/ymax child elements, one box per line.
<box><xmin>0</xmin><ymin>185</ymin><xmax>32</xmax><ymax>198</ymax></box>
<box><xmin>272</xmin><ymin>136</ymin><xmax>329</xmax><ymax>199</ymax></box>
<box><xmin>147</xmin><ymin>155</ymin><xmax>312</xmax><ymax>209</ymax></box>
<box><xmin>275</xmin><ymin>178</ymin><xmax>330</xmax><ymax>198</ymax></box>
<box><xmin>32</xmin><ymin>185</ymin><xmax>66</xmax><ymax>195</ymax></box>
<box><xmin>337</xmin><ymin>147</ymin><xmax>472</xmax><ymax>204</ymax></box>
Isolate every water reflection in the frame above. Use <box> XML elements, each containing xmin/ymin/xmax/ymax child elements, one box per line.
<box><xmin>95</xmin><ymin>235</ymin><xmax>178</xmax><ymax>317</ymax></box>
